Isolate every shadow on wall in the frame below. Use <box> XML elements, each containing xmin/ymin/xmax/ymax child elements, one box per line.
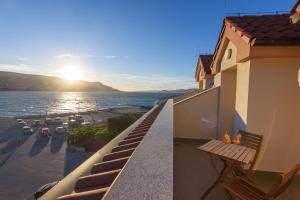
<box><xmin>233</xmin><ymin>111</ymin><xmax>246</xmax><ymax>135</ymax></box>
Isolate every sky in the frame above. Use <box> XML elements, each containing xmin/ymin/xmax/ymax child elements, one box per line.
<box><xmin>0</xmin><ymin>0</ymin><xmax>296</xmax><ymax>91</ymax></box>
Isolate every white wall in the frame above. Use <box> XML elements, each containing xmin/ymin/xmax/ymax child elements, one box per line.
<box><xmin>245</xmin><ymin>58</ymin><xmax>300</xmax><ymax>172</ymax></box>
<box><xmin>220</xmin><ymin>41</ymin><xmax>238</xmax><ymax>71</ymax></box>
<box><xmin>218</xmin><ymin>68</ymin><xmax>237</xmax><ymax>138</ymax></box>
<box><xmin>234</xmin><ymin>61</ymin><xmax>251</xmax><ymax>133</ymax></box>
<box><xmin>174</xmin><ymin>88</ymin><xmax>219</xmax><ymax>140</ymax></box>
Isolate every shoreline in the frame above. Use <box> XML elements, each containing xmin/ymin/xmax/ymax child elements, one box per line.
<box><xmin>0</xmin><ymin>105</ymin><xmax>152</xmax><ymax>119</ymax></box>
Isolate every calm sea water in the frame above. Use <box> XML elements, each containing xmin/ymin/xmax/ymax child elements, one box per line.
<box><xmin>0</xmin><ymin>91</ymin><xmax>182</xmax><ymax>117</ymax></box>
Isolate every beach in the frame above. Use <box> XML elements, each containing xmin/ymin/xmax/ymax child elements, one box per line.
<box><xmin>0</xmin><ymin>106</ymin><xmax>149</xmax><ymax>199</ymax></box>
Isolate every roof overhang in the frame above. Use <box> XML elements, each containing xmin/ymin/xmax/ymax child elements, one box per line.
<box><xmin>195</xmin><ymin>55</ymin><xmax>213</xmax><ymax>82</ymax></box>
<box><xmin>211</xmin><ymin>17</ymin><xmax>300</xmax><ymax>74</ymax></box>
<box><xmin>211</xmin><ymin>20</ymin><xmax>252</xmax><ymax>73</ymax></box>
<box><xmin>290</xmin><ymin>0</ymin><xmax>300</xmax><ymax>14</ymax></box>
<box><xmin>195</xmin><ymin>57</ymin><xmax>201</xmax><ymax>82</ymax></box>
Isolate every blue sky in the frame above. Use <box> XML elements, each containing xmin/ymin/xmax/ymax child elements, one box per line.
<box><xmin>0</xmin><ymin>0</ymin><xmax>296</xmax><ymax>91</ymax></box>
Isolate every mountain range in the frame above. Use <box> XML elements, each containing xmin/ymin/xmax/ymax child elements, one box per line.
<box><xmin>0</xmin><ymin>71</ymin><xmax>117</xmax><ymax>92</ymax></box>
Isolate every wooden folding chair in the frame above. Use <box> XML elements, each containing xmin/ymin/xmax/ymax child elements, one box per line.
<box><xmin>222</xmin><ymin>164</ymin><xmax>300</xmax><ymax>200</ymax></box>
<box><xmin>231</xmin><ymin>130</ymin><xmax>263</xmax><ymax>179</ymax></box>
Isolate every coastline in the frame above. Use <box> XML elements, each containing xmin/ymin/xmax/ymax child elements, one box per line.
<box><xmin>0</xmin><ymin>105</ymin><xmax>151</xmax><ymax>119</ymax></box>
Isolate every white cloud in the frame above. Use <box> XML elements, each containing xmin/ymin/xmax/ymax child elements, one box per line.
<box><xmin>87</xmin><ymin>54</ymin><xmax>117</xmax><ymax>59</ymax></box>
<box><xmin>54</xmin><ymin>54</ymin><xmax>77</xmax><ymax>59</ymax></box>
<box><xmin>0</xmin><ymin>63</ymin><xmax>33</xmax><ymax>73</ymax></box>
<box><xmin>55</xmin><ymin>53</ymin><xmax>124</xmax><ymax>59</ymax></box>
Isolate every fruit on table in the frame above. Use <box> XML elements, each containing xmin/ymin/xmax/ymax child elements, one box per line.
<box><xmin>223</xmin><ymin>131</ymin><xmax>231</xmax><ymax>144</ymax></box>
<box><xmin>232</xmin><ymin>133</ymin><xmax>242</xmax><ymax>144</ymax></box>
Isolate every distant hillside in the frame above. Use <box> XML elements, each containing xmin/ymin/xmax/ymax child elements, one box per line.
<box><xmin>0</xmin><ymin>71</ymin><xmax>118</xmax><ymax>92</ymax></box>
<box><xmin>160</xmin><ymin>88</ymin><xmax>197</xmax><ymax>93</ymax></box>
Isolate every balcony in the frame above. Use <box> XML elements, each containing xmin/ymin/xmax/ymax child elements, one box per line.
<box><xmin>41</xmin><ymin>98</ymin><xmax>300</xmax><ymax>200</ymax></box>
<box><xmin>174</xmin><ymin>139</ymin><xmax>300</xmax><ymax>200</ymax></box>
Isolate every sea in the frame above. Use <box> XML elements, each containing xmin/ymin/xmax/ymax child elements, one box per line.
<box><xmin>0</xmin><ymin>91</ymin><xmax>182</xmax><ymax>117</ymax></box>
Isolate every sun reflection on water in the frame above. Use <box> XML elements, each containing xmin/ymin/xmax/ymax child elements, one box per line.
<box><xmin>47</xmin><ymin>92</ymin><xmax>97</xmax><ymax>114</ymax></box>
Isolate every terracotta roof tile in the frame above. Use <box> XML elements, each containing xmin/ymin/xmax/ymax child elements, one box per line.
<box><xmin>225</xmin><ymin>14</ymin><xmax>300</xmax><ymax>44</ymax></box>
<box><xmin>102</xmin><ymin>148</ymin><xmax>135</xmax><ymax>161</ymax></box>
<box><xmin>291</xmin><ymin>0</ymin><xmax>300</xmax><ymax>13</ymax></box>
<box><xmin>91</xmin><ymin>157</ymin><xmax>129</xmax><ymax>174</ymax></box>
<box><xmin>57</xmin><ymin>188</ymin><xmax>108</xmax><ymax>200</ymax></box>
<box><xmin>56</xmin><ymin>102</ymin><xmax>166</xmax><ymax>200</ymax></box>
<box><xmin>195</xmin><ymin>54</ymin><xmax>213</xmax><ymax>81</ymax></box>
<box><xmin>200</xmin><ymin>55</ymin><xmax>213</xmax><ymax>74</ymax></box>
<box><xmin>75</xmin><ymin>169</ymin><xmax>120</xmax><ymax>191</ymax></box>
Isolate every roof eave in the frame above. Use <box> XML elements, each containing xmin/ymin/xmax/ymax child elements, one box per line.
<box><xmin>290</xmin><ymin>0</ymin><xmax>300</xmax><ymax>14</ymax></box>
<box><xmin>252</xmin><ymin>39</ymin><xmax>300</xmax><ymax>46</ymax></box>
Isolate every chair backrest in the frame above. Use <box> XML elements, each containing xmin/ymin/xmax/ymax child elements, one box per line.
<box><xmin>266</xmin><ymin>164</ymin><xmax>300</xmax><ymax>199</ymax></box>
<box><xmin>239</xmin><ymin>130</ymin><xmax>263</xmax><ymax>151</ymax></box>
<box><xmin>238</xmin><ymin>130</ymin><xmax>263</xmax><ymax>171</ymax></box>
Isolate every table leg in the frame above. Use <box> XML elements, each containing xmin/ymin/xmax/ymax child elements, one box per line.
<box><xmin>201</xmin><ymin>155</ymin><xmax>228</xmax><ymax>200</ymax></box>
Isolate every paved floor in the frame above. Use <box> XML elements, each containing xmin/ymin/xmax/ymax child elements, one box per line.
<box><xmin>174</xmin><ymin>140</ymin><xmax>300</xmax><ymax>200</ymax></box>
<box><xmin>0</xmin><ymin>118</ymin><xmax>91</xmax><ymax>200</ymax></box>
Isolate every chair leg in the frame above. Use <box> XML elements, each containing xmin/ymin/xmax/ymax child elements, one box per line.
<box><xmin>201</xmin><ymin>160</ymin><xmax>228</xmax><ymax>200</ymax></box>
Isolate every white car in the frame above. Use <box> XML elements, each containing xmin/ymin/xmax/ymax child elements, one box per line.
<box><xmin>22</xmin><ymin>126</ymin><xmax>33</xmax><ymax>135</ymax></box>
<box><xmin>62</xmin><ymin>122</ymin><xmax>68</xmax><ymax>129</ymax></box>
<box><xmin>55</xmin><ymin>127</ymin><xmax>65</xmax><ymax>134</ymax></box>
<box><xmin>55</xmin><ymin>117</ymin><xmax>63</xmax><ymax>125</ymax></box>
<box><xmin>81</xmin><ymin>121</ymin><xmax>91</xmax><ymax>126</ymax></box>
<box><xmin>16</xmin><ymin>119</ymin><xmax>23</xmax><ymax>123</ymax></box>
<box><xmin>17</xmin><ymin>120</ymin><xmax>27</xmax><ymax>128</ymax></box>
<box><xmin>33</xmin><ymin>120</ymin><xmax>41</xmax><ymax>127</ymax></box>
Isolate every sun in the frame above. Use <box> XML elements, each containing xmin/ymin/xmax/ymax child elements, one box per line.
<box><xmin>59</xmin><ymin>65</ymin><xmax>83</xmax><ymax>82</ymax></box>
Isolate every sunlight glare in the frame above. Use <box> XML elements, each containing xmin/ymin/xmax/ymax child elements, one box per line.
<box><xmin>59</xmin><ymin>64</ymin><xmax>83</xmax><ymax>82</ymax></box>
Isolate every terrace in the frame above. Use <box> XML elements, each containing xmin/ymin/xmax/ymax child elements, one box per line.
<box><xmin>42</xmin><ymin>99</ymin><xmax>300</xmax><ymax>200</ymax></box>
<box><xmin>174</xmin><ymin>139</ymin><xmax>300</xmax><ymax>200</ymax></box>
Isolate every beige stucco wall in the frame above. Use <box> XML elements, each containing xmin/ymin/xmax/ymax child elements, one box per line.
<box><xmin>203</xmin><ymin>79</ymin><xmax>214</xmax><ymax>90</ymax></box>
<box><xmin>217</xmin><ymin>68</ymin><xmax>237</xmax><ymax>138</ymax></box>
<box><xmin>173</xmin><ymin>88</ymin><xmax>219</xmax><ymax>139</ymax></box>
<box><xmin>220</xmin><ymin>41</ymin><xmax>237</xmax><ymax>71</ymax></box>
<box><xmin>198</xmin><ymin>80</ymin><xmax>203</xmax><ymax>91</ymax></box>
<box><xmin>214</xmin><ymin>73</ymin><xmax>222</xmax><ymax>87</ymax></box>
<box><xmin>216</xmin><ymin>40</ymin><xmax>239</xmax><ymax>138</ymax></box>
<box><xmin>244</xmin><ymin>57</ymin><xmax>300</xmax><ymax>173</ymax></box>
<box><xmin>234</xmin><ymin>61</ymin><xmax>251</xmax><ymax>133</ymax></box>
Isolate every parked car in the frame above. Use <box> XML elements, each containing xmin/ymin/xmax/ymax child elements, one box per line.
<box><xmin>54</xmin><ymin>117</ymin><xmax>63</xmax><ymax>125</ymax></box>
<box><xmin>41</xmin><ymin>128</ymin><xmax>51</xmax><ymax>137</ymax></box>
<box><xmin>16</xmin><ymin>119</ymin><xmax>23</xmax><ymax>123</ymax></box>
<box><xmin>44</xmin><ymin>118</ymin><xmax>53</xmax><ymax>126</ymax></box>
<box><xmin>75</xmin><ymin>115</ymin><xmax>84</xmax><ymax>124</ymax></box>
<box><xmin>62</xmin><ymin>122</ymin><xmax>68</xmax><ymax>130</ymax></box>
<box><xmin>55</xmin><ymin>127</ymin><xmax>65</xmax><ymax>134</ymax></box>
<box><xmin>34</xmin><ymin>181</ymin><xmax>59</xmax><ymax>199</ymax></box>
<box><xmin>33</xmin><ymin>120</ymin><xmax>41</xmax><ymax>127</ymax></box>
<box><xmin>81</xmin><ymin>121</ymin><xmax>91</xmax><ymax>126</ymax></box>
<box><xmin>69</xmin><ymin>119</ymin><xmax>77</xmax><ymax>129</ymax></box>
<box><xmin>22</xmin><ymin>126</ymin><xmax>33</xmax><ymax>135</ymax></box>
<box><xmin>68</xmin><ymin>116</ymin><xmax>75</xmax><ymax>122</ymax></box>
<box><xmin>17</xmin><ymin>120</ymin><xmax>27</xmax><ymax>128</ymax></box>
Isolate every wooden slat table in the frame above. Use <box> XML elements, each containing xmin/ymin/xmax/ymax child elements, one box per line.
<box><xmin>198</xmin><ymin>139</ymin><xmax>256</xmax><ymax>199</ymax></box>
